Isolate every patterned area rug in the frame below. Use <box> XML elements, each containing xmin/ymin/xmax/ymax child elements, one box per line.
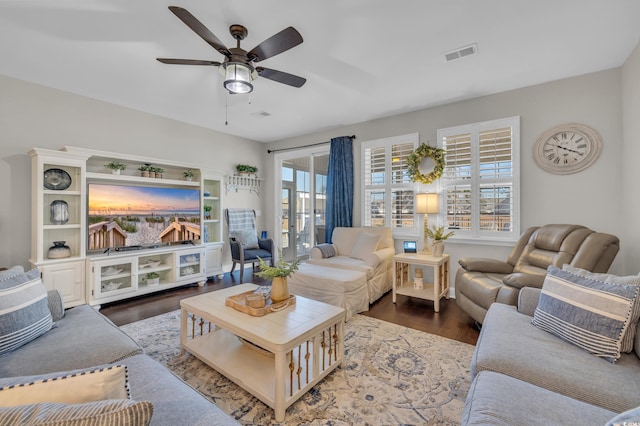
<box><xmin>120</xmin><ymin>311</ymin><xmax>474</xmax><ymax>425</ymax></box>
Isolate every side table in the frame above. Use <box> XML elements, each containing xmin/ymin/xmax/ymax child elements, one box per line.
<box><xmin>392</xmin><ymin>253</ymin><xmax>450</xmax><ymax>312</ymax></box>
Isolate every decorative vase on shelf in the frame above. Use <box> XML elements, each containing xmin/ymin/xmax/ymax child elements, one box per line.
<box><xmin>432</xmin><ymin>241</ymin><xmax>445</xmax><ymax>257</ymax></box>
<box><xmin>270</xmin><ymin>277</ymin><xmax>290</xmax><ymax>303</ymax></box>
<box><xmin>49</xmin><ymin>200</ymin><xmax>69</xmax><ymax>225</ymax></box>
<box><xmin>47</xmin><ymin>241</ymin><xmax>71</xmax><ymax>259</ymax></box>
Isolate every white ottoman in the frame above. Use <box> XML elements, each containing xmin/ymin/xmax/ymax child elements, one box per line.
<box><xmin>288</xmin><ymin>263</ymin><xmax>369</xmax><ymax>321</ymax></box>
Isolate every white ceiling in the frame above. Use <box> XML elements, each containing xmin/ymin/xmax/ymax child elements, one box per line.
<box><xmin>1</xmin><ymin>1</ymin><xmax>639</xmax><ymax>143</ymax></box>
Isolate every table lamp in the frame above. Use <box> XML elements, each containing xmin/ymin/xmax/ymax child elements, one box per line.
<box><xmin>415</xmin><ymin>193</ymin><xmax>440</xmax><ymax>254</ymax></box>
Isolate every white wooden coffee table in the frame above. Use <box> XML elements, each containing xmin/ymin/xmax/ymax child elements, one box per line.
<box><xmin>180</xmin><ymin>283</ymin><xmax>345</xmax><ymax>422</ymax></box>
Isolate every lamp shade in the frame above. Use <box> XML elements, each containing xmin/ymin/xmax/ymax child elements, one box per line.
<box><xmin>223</xmin><ymin>63</ymin><xmax>254</xmax><ymax>94</ymax></box>
<box><xmin>416</xmin><ymin>193</ymin><xmax>439</xmax><ymax>214</ymax></box>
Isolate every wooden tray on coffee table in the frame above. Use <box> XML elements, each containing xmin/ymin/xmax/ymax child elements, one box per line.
<box><xmin>225</xmin><ymin>290</ymin><xmax>296</xmax><ymax>317</ymax></box>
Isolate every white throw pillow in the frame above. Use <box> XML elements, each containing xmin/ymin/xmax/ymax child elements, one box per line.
<box><xmin>0</xmin><ymin>364</ymin><xmax>129</xmax><ymax>406</ymax></box>
<box><xmin>350</xmin><ymin>233</ymin><xmax>380</xmax><ymax>261</ymax></box>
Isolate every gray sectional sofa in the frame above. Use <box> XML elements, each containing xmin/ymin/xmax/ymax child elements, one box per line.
<box><xmin>462</xmin><ymin>287</ymin><xmax>640</xmax><ymax>425</ymax></box>
<box><xmin>0</xmin><ymin>289</ymin><xmax>239</xmax><ymax>426</ymax></box>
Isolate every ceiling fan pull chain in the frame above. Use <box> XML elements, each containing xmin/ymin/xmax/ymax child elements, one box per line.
<box><xmin>225</xmin><ymin>93</ymin><xmax>229</xmax><ymax>126</ymax></box>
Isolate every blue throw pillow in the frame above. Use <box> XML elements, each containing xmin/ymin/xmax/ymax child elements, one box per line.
<box><xmin>532</xmin><ymin>266</ymin><xmax>639</xmax><ymax>363</ymax></box>
<box><xmin>315</xmin><ymin>243</ymin><xmax>336</xmax><ymax>258</ymax></box>
<box><xmin>0</xmin><ymin>268</ymin><xmax>53</xmax><ymax>355</ymax></box>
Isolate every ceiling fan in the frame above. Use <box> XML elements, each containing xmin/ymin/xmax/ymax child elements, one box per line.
<box><xmin>157</xmin><ymin>6</ymin><xmax>306</xmax><ymax>94</ymax></box>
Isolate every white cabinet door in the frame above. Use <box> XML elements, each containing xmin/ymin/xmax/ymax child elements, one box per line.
<box><xmin>89</xmin><ymin>258</ymin><xmax>136</xmax><ymax>303</ymax></box>
<box><xmin>177</xmin><ymin>248</ymin><xmax>205</xmax><ymax>282</ymax></box>
<box><xmin>204</xmin><ymin>243</ymin><xmax>224</xmax><ymax>279</ymax></box>
<box><xmin>39</xmin><ymin>260</ymin><xmax>85</xmax><ymax>308</ymax></box>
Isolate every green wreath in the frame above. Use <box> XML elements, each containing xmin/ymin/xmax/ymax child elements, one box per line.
<box><xmin>407</xmin><ymin>144</ymin><xmax>446</xmax><ymax>184</ymax></box>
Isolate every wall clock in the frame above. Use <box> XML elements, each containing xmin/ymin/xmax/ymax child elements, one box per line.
<box><xmin>533</xmin><ymin>123</ymin><xmax>602</xmax><ymax>175</ymax></box>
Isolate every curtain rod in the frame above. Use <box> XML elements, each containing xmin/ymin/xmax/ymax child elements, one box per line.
<box><xmin>267</xmin><ymin>135</ymin><xmax>356</xmax><ymax>154</ymax></box>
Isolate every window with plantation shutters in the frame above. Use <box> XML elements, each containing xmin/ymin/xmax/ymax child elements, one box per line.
<box><xmin>361</xmin><ymin>133</ymin><xmax>418</xmax><ymax>234</ymax></box>
<box><xmin>438</xmin><ymin>117</ymin><xmax>520</xmax><ymax>240</ymax></box>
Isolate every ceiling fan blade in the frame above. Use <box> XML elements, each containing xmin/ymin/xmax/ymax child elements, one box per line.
<box><xmin>168</xmin><ymin>6</ymin><xmax>230</xmax><ymax>57</ymax></box>
<box><xmin>256</xmin><ymin>67</ymin><xmax>306</xmax><ymax>88</ymax></box>
<box><xmin>248</xmin><ymin>27</ymin><xmax>303</xmax><ymax>62</ymax></box>
<box><xmin>157</xmin><ymin>58</ymin><xmax>221</xmax><ymax>66</ymax></box>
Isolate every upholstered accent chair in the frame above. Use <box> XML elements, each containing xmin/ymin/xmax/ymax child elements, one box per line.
<box><xmin>455</xmin><ymin>224</ymin><xmax>620</xmax><ymax>325</ymax></box>
<box><xmin>225</xmin><ymin>208</ymin><xmax>274</xmax><ymax>283</ymax></box>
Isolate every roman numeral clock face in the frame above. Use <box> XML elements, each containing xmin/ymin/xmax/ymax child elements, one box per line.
<box><xmin>534</xmin><ymin>123</ymin><xmax>602</xmax><ymax>174</ymax></box>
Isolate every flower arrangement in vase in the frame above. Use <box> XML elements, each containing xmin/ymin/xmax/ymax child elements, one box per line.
<box><xmin>105</xmin><ymin>161</ymin><xmax>127</xmax><ymax>175</ymax></box>
<box><xmin>138</xmin><ymin>165</ymin><xmax>151</xmax><ymax>177</ymax></box>
<box><xmin>183</xmin><ymin>169</ymin><xmax>195</xmax><ymax>181</ymax></box>
<box><xmin>203</xmin><ymin>205</ymin><xmax>212</xmax><ymax>219</ymax></box>
<box><xmin>145</xmin><ymin>272</ymin><xmax>160</xmax><ymax>286</ymax></box>
<box><xmin>426</xmin><ymin>225</ymin><xmax>455</xmax><ymax>256</ymax></box>
<box><xmin>255</xmin><ymin>254</ymin><xmax>300</xmax><ymax>303</ymax></box>
<box><xmin>150</xmin><ymin>167</ymin><xmax>164</xmax><ymax>178</ymax></box>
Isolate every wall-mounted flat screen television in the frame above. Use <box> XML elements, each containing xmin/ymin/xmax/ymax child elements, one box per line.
<box><xmin>87</xmin><ymin>183</ymin><xmax>201</xmax><ymax>252</ymax></box>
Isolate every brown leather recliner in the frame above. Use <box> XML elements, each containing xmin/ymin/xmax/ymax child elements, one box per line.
<box><xmin>455</xmin><ymin>224</ymin><xmax>620</xmax><ymax>325</ymax></box>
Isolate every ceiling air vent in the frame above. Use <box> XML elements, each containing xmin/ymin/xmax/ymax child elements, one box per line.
<box><xmin>443</xmin><ymin>43</ymin><xmax>478</xmax><ymax>62</ymax></box>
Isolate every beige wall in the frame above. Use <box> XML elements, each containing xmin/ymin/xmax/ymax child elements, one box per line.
<box><xmin>621</xmin><ymin>42</ymin><xmax>640</xmax><ymax>274</ymax></box>
<box><xmin>0</xmin><ymin>75</ymin><xmax>266</xmax><ymax>269</ymax></box>
<box><xmin>265</xmin><ymin>67</ymin><xmax>630</xmax><ymax>276</ymax></box>
<box><xmin>3</xmin><ymin>42</ymin><xmax>638</xmax><ymax>279</ymax></box>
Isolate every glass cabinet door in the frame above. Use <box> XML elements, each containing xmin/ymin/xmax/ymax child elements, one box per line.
<box><xmin>179</xmin><ymin>251</ymin><xmax>202</xmax><ymax>279</ymax></box>
<box><xmin>97</xmin><ymin>261</ymin><xmax>133</xmax><ymax>297</ymax></box>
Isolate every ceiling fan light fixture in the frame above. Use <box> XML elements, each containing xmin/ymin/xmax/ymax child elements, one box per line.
<box><xmin>223</xmin><ymin>63</ymin><xmax>254</xmax><ymax>94</ymax></box>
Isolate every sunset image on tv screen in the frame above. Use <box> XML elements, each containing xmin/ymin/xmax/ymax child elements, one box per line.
<box><xmin>88</xmin><ymin>184</ymin><xmax>200</xmax><ymax>250</ymax></box>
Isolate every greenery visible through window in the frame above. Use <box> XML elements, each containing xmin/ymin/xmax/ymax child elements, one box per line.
<box><xmin>361</xmin><ymin>133</ymin><xmax>418</xmax><ymax>234</ymax></box>
<box><xmin>438</xmin><ymin>116</ymin><xmax>520</xmax><ymax>240</ymax></box>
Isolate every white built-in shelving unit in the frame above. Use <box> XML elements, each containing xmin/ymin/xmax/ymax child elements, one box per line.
<box><xmin>30</xmin><ymin>146</ymin><xmax>224</xmax><ymax>309</ymax></box>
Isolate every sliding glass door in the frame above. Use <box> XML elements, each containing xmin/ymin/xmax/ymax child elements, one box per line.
<box><xmin>276</xmin><ymin>148</ymin><xmax>329</xmax><ymax>262</ymax></box>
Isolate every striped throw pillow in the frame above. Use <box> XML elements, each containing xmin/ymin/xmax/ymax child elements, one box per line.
<box><xmin>532</xmin><ymin>266</ymin><xmax>639</xmax><ymax>363</ymax></box>
<box><xmin>0</xmin><ymin>268</ymin><xmax>53</xmax><ymax>355</ymax></box>
<box><xmin>563</xmin><ymin>265</ymin><xmax>640</xmax><ymax>353</ymax></box>
<box><xmin>0</xmin><ymin>400</ymin><xmax>153</xmax><ymax>426</ymax></box>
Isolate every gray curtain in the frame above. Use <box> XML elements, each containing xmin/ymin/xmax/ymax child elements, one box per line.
<box><xmin>325</xmin><ymin>136</ymin><xmax>353</xmax><ymax>243</ymax></box>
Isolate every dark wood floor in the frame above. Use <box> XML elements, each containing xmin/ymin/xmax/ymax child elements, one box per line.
<box><xmin>101</xmin><ymin>271</ymin><xmax>479</xmax><ymax>346</ymax></box>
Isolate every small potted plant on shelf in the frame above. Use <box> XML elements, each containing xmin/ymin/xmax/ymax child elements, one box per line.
<box><xmin>154</xmin><ymin>167</ymin><xmax>164</xmax><ymax>179</ymax></box>
<box><xmin>203</xmin><ymin>205</ymin><xmax>212</xmax><ymax>219</ymax></box>
<box><xmin>183</xmin><ymin>169</ymin><xmax>195</xmax><ymax>181</ymax></box>
<box><xmin>138</xmin><ymin>165</ymin><xmax>150</xmax><ymax>177</ymax></box>
<box><xmin>255</xmin><ymin>254</ymin><xmax>300</xmax><ymax>303</ymax></box>
<box><xmin>145</xmin><ymin>272</ymin><xmax>160</xmax><ymax>286</ymax></box>
<box><xmin>426</xmin><ymin>225</ymin><xmax>455</xmax><ymax>257</ymax></box>
<box><xmin>236</xmin><ymin>164</ymin><xmax>258</xmax><ymax>177</ymax></box>
<box><xmin>105</xmin><ymin>161</ymin><xmax>127</xmax><ymax>175</ymax></box>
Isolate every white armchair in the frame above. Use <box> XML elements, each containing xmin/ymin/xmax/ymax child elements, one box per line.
<box><xmin>308</xmin><ymin>227</ymin><xmax>395</xmax><ymax>303</ymax></box>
